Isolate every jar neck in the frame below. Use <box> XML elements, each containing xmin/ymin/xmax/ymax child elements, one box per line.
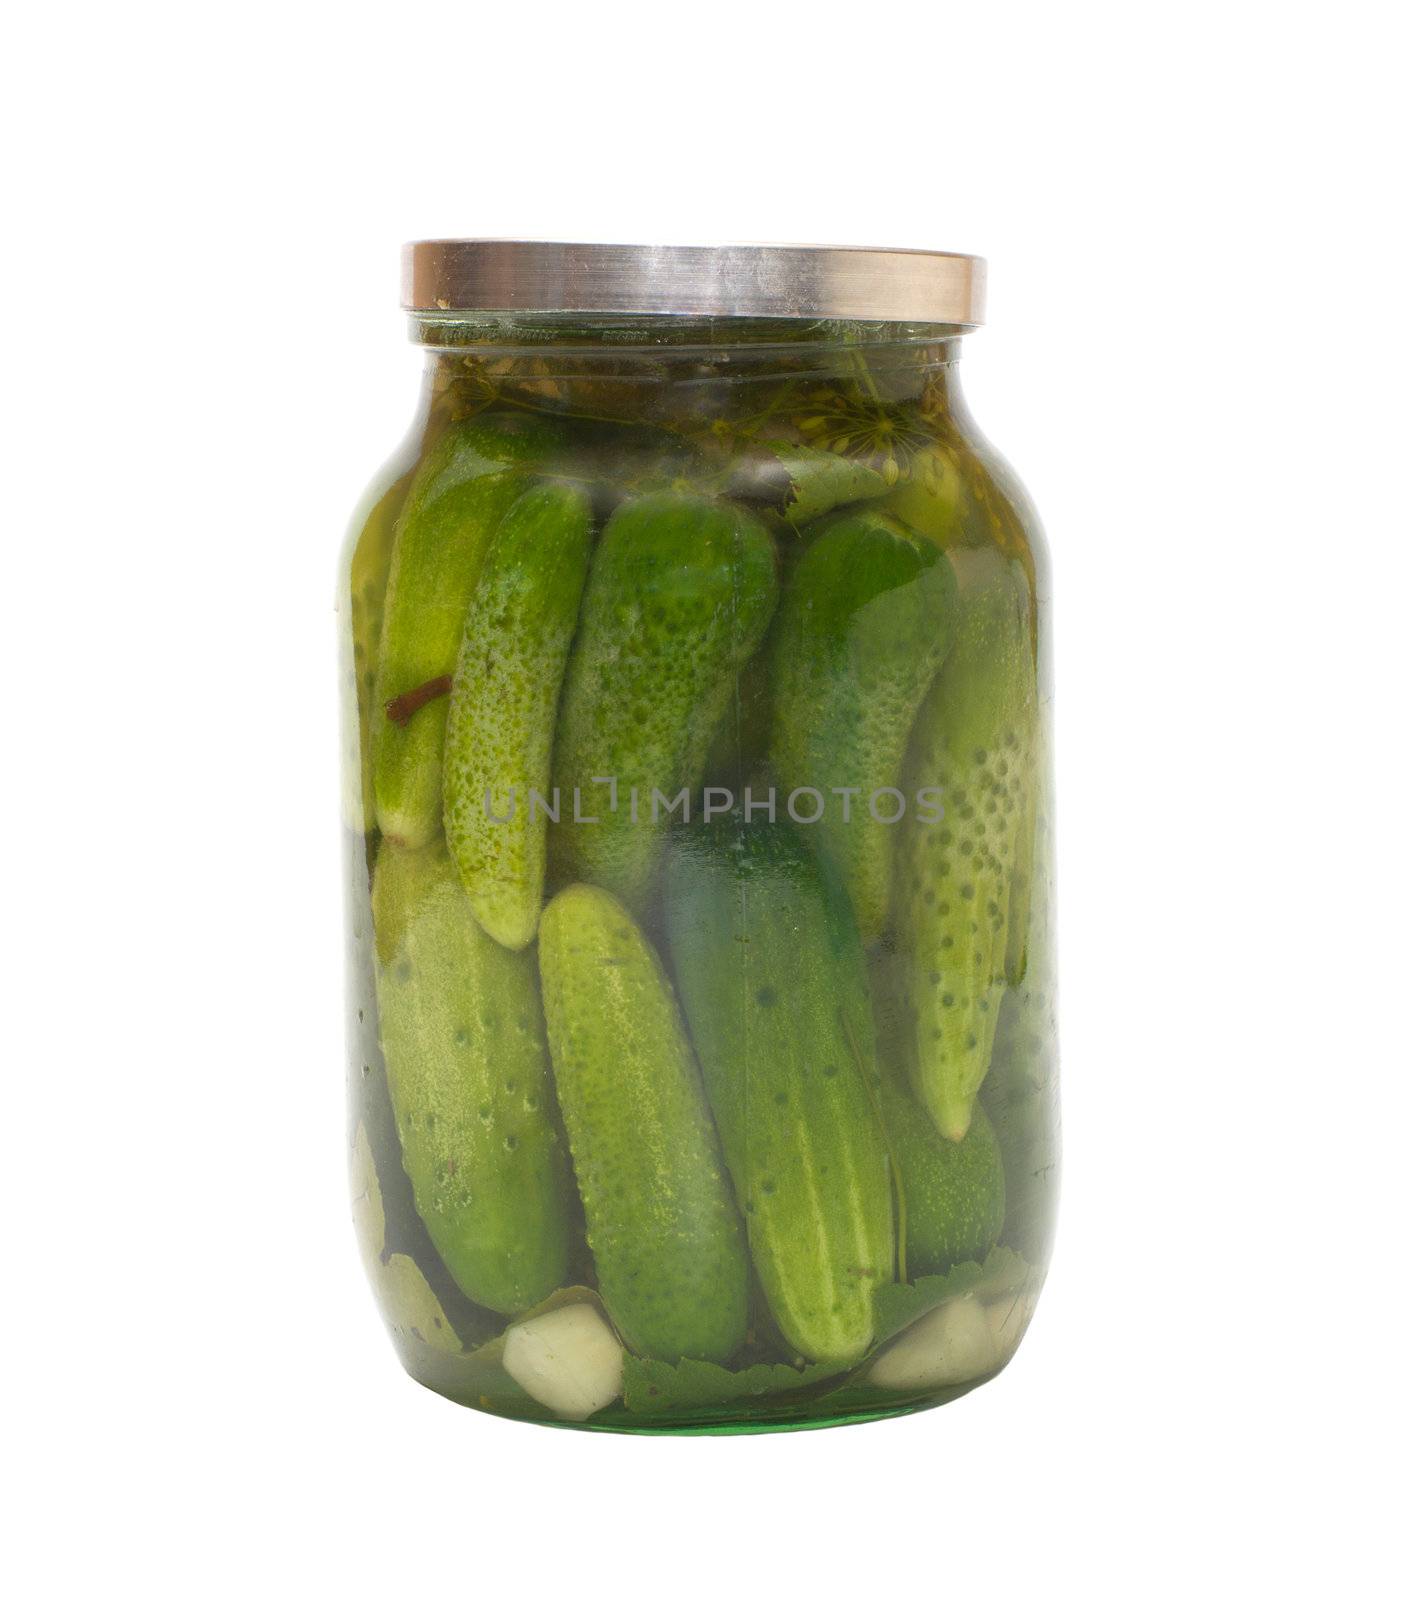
<box><xmin>407</xmin><ymin>313</ymin><xmax>973</xmax><ymax>440</ymax></box>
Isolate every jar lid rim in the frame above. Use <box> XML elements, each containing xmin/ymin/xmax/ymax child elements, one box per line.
<box><xmin>401</xmin><ymin>240</ymin><xmax>986</xmax><ymax>325</ymax></box>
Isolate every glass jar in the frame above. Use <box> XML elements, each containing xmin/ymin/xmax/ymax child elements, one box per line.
<box><xmin>339</xmin><ymin>242</ymin><xmax>1058</xmax><ymax>1433</ymax></box>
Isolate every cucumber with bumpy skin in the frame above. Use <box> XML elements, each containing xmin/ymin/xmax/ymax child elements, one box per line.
<box><xmin>538</xmin><ymin>884</ymin><xmax>750</xmax><ymax>1363</ymax></box>
<box><xmin>665</xmin><ymin>819</ymin><xmax>894</xmax><ymax>1365</ymax></box>
<box><xmin>897</xmin><ymin>553</ymin><xmax>1036</xmax><ymax>1140</ymax></box>
<box><xmin>981</xmin><ymin>752</ymin><xmax>1059</xmax><ymax>1261</ymax></box>
<box><xmin>371</xmin><ymin>414</ymin><xmax>562</xmax><ymax>847</ymax></box>
<box><xmin>371</xmin><ymin>840</ymin><xmax>572</xmax><ymax>1315</ymax></box>
<box><xmin>769</xmin><ymin>509</ymin><xmax>955</xmax><ymax>940</ymax></box>
<box><xmin>880</xmin><ymin>1075</ymin><xmax>1005</xmax><ymax>1277</ymax></box>
<box><xmin>443</xmin><ymin>482</ymin><xmax>594</xmax><ymax>949</ymax></box>
<box><xmin>549</xmin><ymin>492</ymin><xmax>778</xmax><ymax>908</ymax></box>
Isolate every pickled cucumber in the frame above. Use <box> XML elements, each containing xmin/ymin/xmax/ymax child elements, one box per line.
<box><xmin>443</xmin><ymin>482</ymin><xmax>594</xmax><ymax>949</ymax></box>
<box><xmin>981</xmin><ymin>760</ymin><xmax>1059</xmax><ymax>1261</ymax></box>
<box><xmin>665</xmin><ymin>818</ymin><xmax>894</xmax><ymax>1365</ymax></box>
<box><xmin>769</xmin><ymin>508</ymin><xmax>955</xmax><ymax>939</ymax></box>
<box><xmin>880</xmin><ymin>1076</ymin><xmax>1005</xmax><ymax>1276</ymax></box>
<box><xmin>538</xmin><ymin>884</ymin><xmax>750</xmax><ymax>1363</ymax></box>
<box><xmin>881</xmin><ymin>442</ymin><xmax>967</xmax><ymax>544</ymax></box>
<box><xmin>371</xmin><ymin>840</ymin><xmax>572</xmax><ymax>1315</ymax></box>
<box><xmin>549</xmin><ymin>492</ymin><xmax>778</xmax><ymax>908</ymax></box>
<box><xmin>897</xmin><ymin>553</ymin><xmax>1036</xmax><ymax>1140</ymax></box>
<box><xmin>340</xmin><ymin>468</ymin><xmax>413</xmax><ymax>835</ymax></box>
<box><xmin>371</xmin><ymin>414</ymin><xmax>562</xmax><ymax>847</ymax></box>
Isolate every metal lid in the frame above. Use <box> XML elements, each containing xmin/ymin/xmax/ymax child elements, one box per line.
<box><xmin>401</xmin><ymin>240</ymin><xmax>986</xmax><ymax>325</ymax></box>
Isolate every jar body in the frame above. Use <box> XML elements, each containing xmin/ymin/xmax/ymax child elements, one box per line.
<box><xmin>339</xmin><ymin>317</ymin><xmax>1058</xmax><ymax>1432</ymax></box>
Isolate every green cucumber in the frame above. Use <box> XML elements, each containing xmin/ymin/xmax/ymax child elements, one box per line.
<box><xmin>880</xmin><ymin>1077</ymin><xmax>1005</xmax><ymax>1277</ymax></box>
<box><xmin>702</xmin><ymin>650</ymin><xmax>774</xmax><ymax>790</ymax></box>
<box><xmin>549</xmin><ymin>492</ymin><xmax>778</xmax><ymax>908</ymax></box>
<box><xmin>665</xmin><ymin>819</ymin><xmax>894</xmax><ymax>1365</ymax></box>
<box><xmin>981</xmin><ymin>755</ymin><xmax>1059</xmax><ymax>1262</ymax></box>
<box><xmin>768</xmin><ymin>509</ymin><xmax>956</xmax><ymax>940</ymax></box>
<box><xmin>443</xmin><ymin>482</ymin><xmax>594</xmax><ymax>950</ymax></box>
<box><xmin>773</xmin><ymin>442</ymin><xmax>891</xmax><ymax>524</ymax></box>
<box><xmin>881</xmin><ymin>442</ymin><xmax>968</xmax><ymax>545</ymax></box>
<box><xmin>371</xmin><ymin>414</ymin><xmax>562</xmax><ymax>847</ymax></box>
<box><xmin>897</xmin><ymin>553</ymin><xmax>1037</xmax><ymax>1140</ymax></box>
<box><xmin>537</xmin><ymin>884</ymin><xmax>750</xmax><ymax>1362</ymax></box>
<box><xmin>340</xmin><ymin>467</ymin><xmax>413</xmax><ymax>836</ymax></box>
<box><xmin>371</xmin><ymin>840</ymin><xmax>572</xmax><ymax>1315</ymax></box>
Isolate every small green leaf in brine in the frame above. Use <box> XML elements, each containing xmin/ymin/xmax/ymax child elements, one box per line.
<box><xmin>871</xmin><ymin>1245</ymin><xmax>1033</xmax><ymax>1345</ymax></box>
<box><xmin>622</xmin><ymin>1353</ymin><xmax>851</xmax><ymax>1417</ymax></box>
<box><xmin>350</xmin><ymin>1123</ymin><xmax>463</xmax><ymax>1353</ymax></box>
<box><xmin>767</xmin><ymin>441</ymin><xmax>891</xmax><ymax>527</ymax></box>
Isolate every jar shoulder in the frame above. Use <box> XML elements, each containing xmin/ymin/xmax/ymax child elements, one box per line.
<box><xmin>945</xmin><ymin>406</ymin><xmax>1049</xmax><ymax>563</ymax></box>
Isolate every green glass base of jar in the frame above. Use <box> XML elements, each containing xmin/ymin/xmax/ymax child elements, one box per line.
<box><xmin>541</xmin><ymin>1387</ymin><xmax>990</xmax><ymax>1436</ymax></box>
<box><xmin>393</xmin><ymin>1332</ymin><xmax>1010</xmax><ymax>1435</ymax></box>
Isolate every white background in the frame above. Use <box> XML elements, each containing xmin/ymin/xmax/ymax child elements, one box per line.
<box><xmin>4</xmin><ymin>3</ymin><xmax>1417</xmax><ymax>1595</ymax></box>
